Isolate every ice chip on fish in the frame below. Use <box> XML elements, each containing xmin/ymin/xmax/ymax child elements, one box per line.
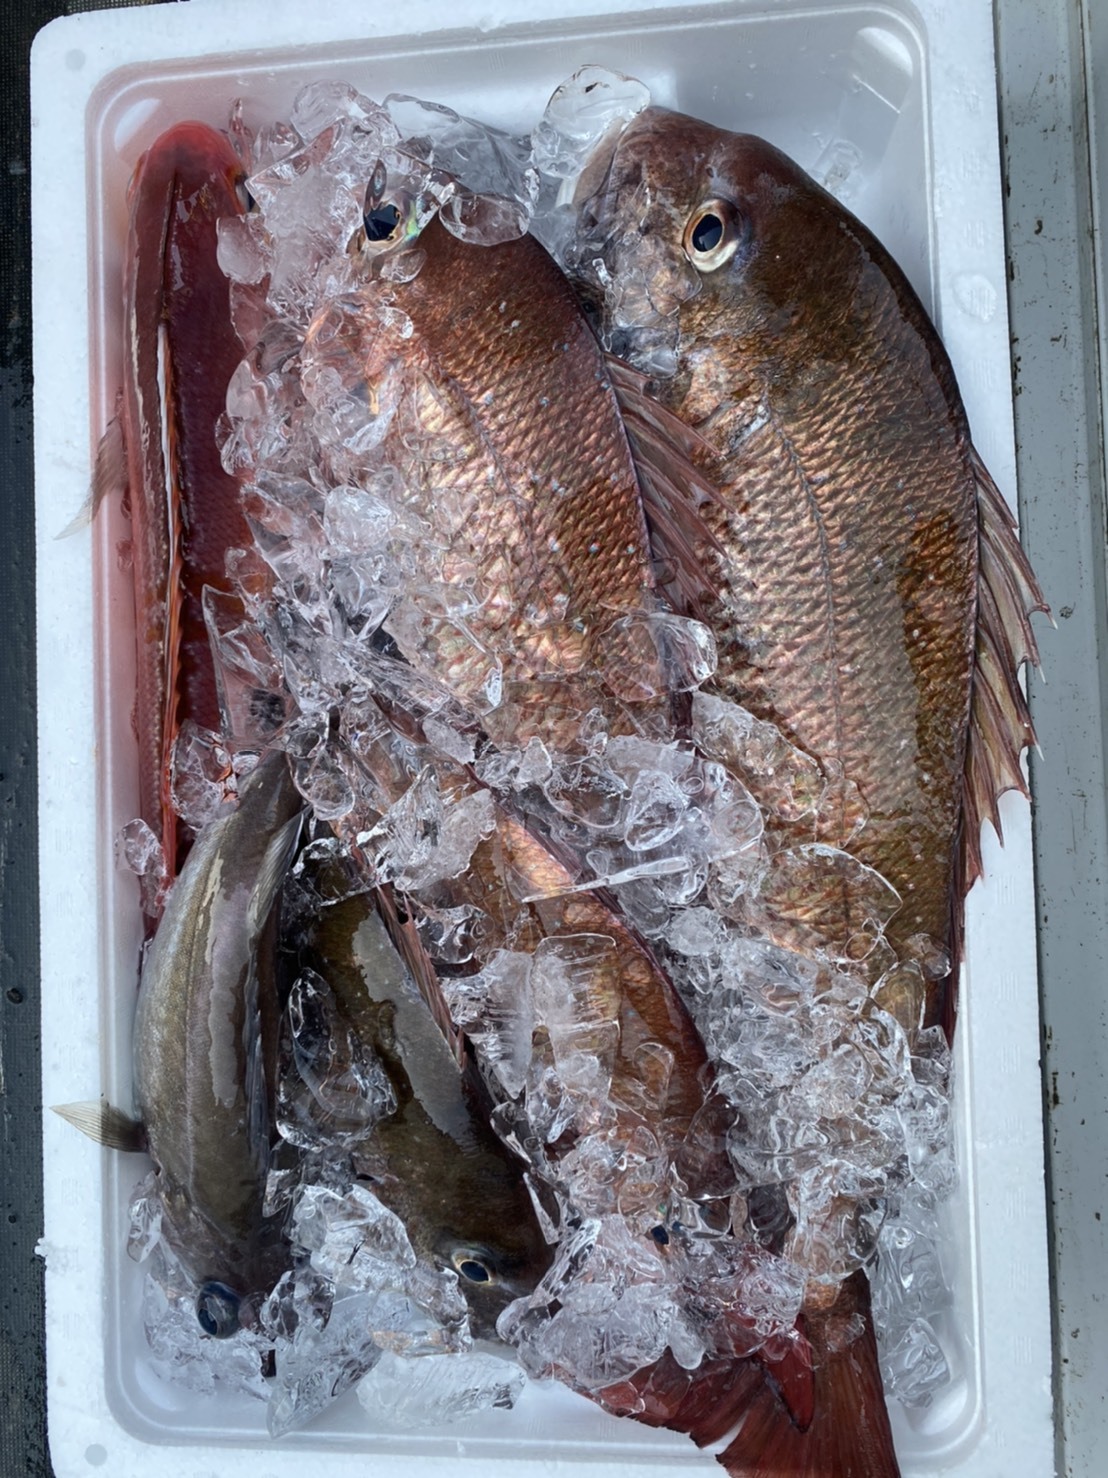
<box><xmin>356</xmin><ymin>1347</ymin><xmax>526</xmax><ymax>1427</ymax></box>
<box><xmin>385</xmin><ymin>93</ymin><xmax>538</xmax><ymax>245</ymax></box>
<box><xmin>692</xmin><ymin>691</ymin><xmax>827</xmax><ymax>824</ymax></box>
<box><xmin>532</xmin><ymin>66</ymin><xmax>652</xmax><ymax>184</ymax></box>
<box><xmin>599</xmin><ymin>610</ymin><xmax>717</xmax><ymax>702</ymax></box>
<box><xmin>289</xmin><ymin>80</ymin><xmax>397</xmax><ymax>152</ymax></box>
<box><xmin>293</xmin><ymin>1183</ymin><xmax>418</xmax><ymax>1288</ymax></box>
<box><xmin>276</xmin><ymin>969</ymin><xmax>397</xmax><ymax>1150</ymax></box>
<box><xmin>266</xmin><ymin>1289</ymin><xmax>385</xmax><ymax>1437</ymax></box>
<box><xmin>114</xmin><ymin>816</ymin><xmax>168</xmax><ymax>918</ymax></box>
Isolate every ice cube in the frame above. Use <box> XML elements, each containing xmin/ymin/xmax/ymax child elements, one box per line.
<box><xmin>114</xmin><ymin>816</ymin><xmax>168</xmax><ymax>917</ymax></box>
<box><xmin>267</xmin><ymin>1290</ymin><xmax>385</xmax><ymax>1436</ymax></box>
<box><xmin>356</xmin><ymin>1347</ymin><xmax>525</xmax><ymax>1427</ymax></box>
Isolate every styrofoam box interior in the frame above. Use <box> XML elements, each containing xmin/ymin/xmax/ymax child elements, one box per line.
<box><xmin>31</xmin><ymin>2</ymin><xmax>1054</xmax><ymax>1475</ymax></box>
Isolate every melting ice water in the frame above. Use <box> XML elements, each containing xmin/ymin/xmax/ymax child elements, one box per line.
<box><xmin>128</xmin><ymin>69</ymin><xmax>960</xmax><ymax>1430</ymax></box>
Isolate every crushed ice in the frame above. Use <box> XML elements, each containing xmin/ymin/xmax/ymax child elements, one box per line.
<box><xmin>126</xmin><ymin>69</ymin><xmax>960</xmax><ymax>1431</ymax></box>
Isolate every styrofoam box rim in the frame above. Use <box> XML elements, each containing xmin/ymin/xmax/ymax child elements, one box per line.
<box><xmin>31</xmin><ymin>2</ymin><xmax>1053</xmax><ymax>1475</ymax></box>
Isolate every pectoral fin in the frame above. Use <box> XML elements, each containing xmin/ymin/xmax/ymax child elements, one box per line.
<box><xmin>52</xmin><ymin>1100</ymin><xmax>147</xmax><ymax>1153</ymax></box>
<box><xmin>607</xmin><ymin>353</ymin><xmax>728</xmax><ymax>618</ymax></box>
<box><xmin>374</xmin><ymin>883</ymin><xmax>467</xmax><ymax>1070</ymax></box>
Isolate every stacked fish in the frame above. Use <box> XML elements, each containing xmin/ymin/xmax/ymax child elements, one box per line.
<box><xmin>82</xmin><ymin>67</ymin><xmax>1045</xmax><ymax>1477</ymax></box>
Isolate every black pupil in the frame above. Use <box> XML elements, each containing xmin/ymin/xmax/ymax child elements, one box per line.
<box><xmin>458</xmin><ymin>1258</ymin><xmax>491</xmax><ymax>1283</ymax></box>
<box><xmin>196</xmin><ymin>1281</ymin><xmax>241</xmax><ymax>1338</ymax></box>
<box><xmin>691</xmin><ymin>213</ymin><xmax>724</xmax><ymax>253</ymax></box>
<box><xmin>364</xmin><ymin>203</ymin><xmax>402</xmax><ymax>242</ymax></box>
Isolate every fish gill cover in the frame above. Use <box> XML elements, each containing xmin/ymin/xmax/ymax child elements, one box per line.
<box><xmin>119</xmin><ymin>70</ymin><xmax>965</xmax><ymax>1444</ymax></box>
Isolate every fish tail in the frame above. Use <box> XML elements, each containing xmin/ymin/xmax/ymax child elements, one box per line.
<box><xmin>596</xmin><ymin>1275</ymin><xmax>898</xmax><ymax>1477</ymax></box>
<box><xmin>718</xmin><ymin>1274</ymin><xmax>900</xmax><ymax>1478</ymax></box>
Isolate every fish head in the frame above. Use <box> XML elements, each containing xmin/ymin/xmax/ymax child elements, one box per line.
<box><xmin>575</xmin><ymin>107</ymin><xmax>865</xmax><ymax>383</ymax></box>
<box><xmin>436</xmin><ymin>1227</ymin><xmax>553</xmax><ymax>1341</ymax></box>
<box><xmin>127</xmin><ymin>120</ymin><xmax>248</xmax><ymax>214</ymax></box>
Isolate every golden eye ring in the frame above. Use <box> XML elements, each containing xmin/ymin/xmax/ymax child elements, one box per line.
<box><xmin>682</xmin><ymin>198</ymin><xmax>742</xmax><ymax>272</ymax></box>
<box><xmin>452</xmin><ymin>1250</ymin><xmax>495</xmax><ymax>1284</ymax></box>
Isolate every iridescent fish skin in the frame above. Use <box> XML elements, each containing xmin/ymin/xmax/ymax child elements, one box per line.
<box><xmin>295</xmin><ymin>885</ymin><xmax>555</xmax><ymax>1340</ymax></box>
<box><xmin>133</xmin><ymin>751</ymin><xmax>301</xmax><ymax>1331</ymax></box>
<box><xmin>306</xmin><ymin>215</ymin><xmax>670</xmax><ymax>745</ymax></box>
<box><xmin>574</xmin><ymin>105</ymin><xmax>1046</xmax><ymax>1478</ymax></box>
<box><xmin>121</xmin><ymin>122</ymin><xmax>260</xmax><ymax>891</ymax></box>
<box><xmin>577</xmin><ymin>106</ymin><xmax>1045</xmax><ymax>1038</ymax></box>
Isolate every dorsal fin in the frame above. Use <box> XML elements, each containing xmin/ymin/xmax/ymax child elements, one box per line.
<box><xmin>606</xmin><ymin>354</ymin><xmax>728</xmax><ymax>618</ymax></box>
<box><xmin>961</xmin><ymin>448</ymin><xmax>1049</xmax><ymax>893</ymax></box>
<box><xmin>373</xmin><ymin>883</ymin><xmax>467</xmax><ymax>1069</ymax></box>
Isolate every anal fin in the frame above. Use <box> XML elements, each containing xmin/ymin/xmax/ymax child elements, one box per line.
<box><xmin>720</xmin><ymin>1274</ymin><xmax>899</xmax><ymax>1478</ymax></box>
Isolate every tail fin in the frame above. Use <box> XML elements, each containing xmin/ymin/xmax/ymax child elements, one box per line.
<box><xmin>596</xmin><ymin>1273</ymin><xmax>899</xmax><ymax>1478</ymax></box>
<box><xmin>719</xmin><ymin>1274</ymin><xmax>899</xmax><ymax>1478</ymax></box>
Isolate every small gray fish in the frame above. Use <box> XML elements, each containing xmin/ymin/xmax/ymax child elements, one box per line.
<box><xmin>290</xmin><ymin>882</ymin><xmax>555</xmax><ymax>1340</ymax></box>
<box><xmin>132</xmin><ymin>749</ymin><xmax>302</xmax><ymax>1335</ymax></box>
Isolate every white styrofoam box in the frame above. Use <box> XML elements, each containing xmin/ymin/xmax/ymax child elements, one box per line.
<box><xmin>30</xmin><ymin>2</ymin><xmax>1053</xmax><ymax>1475</ymax></box>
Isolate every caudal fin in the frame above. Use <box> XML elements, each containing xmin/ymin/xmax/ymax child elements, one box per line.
<box><xmin>596</xmin><ymin>1273</ymin><xmax>899</xmax><ymax>1478</ymax></box>
<box><xmin>719</xmin><ymin>1275</ymin><xmax>899</xmax><ymax>1477</ymax></box>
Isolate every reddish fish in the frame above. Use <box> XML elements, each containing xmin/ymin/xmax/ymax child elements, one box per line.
<box><xmin>574</xmin><ymin>107</ymin><xmax>1047</xmax><ymax>1476</ymax></box>
<box><xmin>119</xmin><ymin>121</ymin><xmax>256</xmax><ymax>895</ymax></box>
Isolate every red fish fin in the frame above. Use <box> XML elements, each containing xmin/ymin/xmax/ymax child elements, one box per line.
<box><xmin>596</xmin><ymin>1350</ymin><xmax>766</xmax><ymax>1445</ymax></box>
<box><xmin>757</xmin><ymin>1327</ymin><xmax>815</xmax><ymax>1431</ymax></box>
<box><xmin>606</xmin><ymin>354</ymin><xmax>727</xmax><ymax>618</ymax></box>
<box><xmin>961</xmin><ymin>448</ymin><xmax>1049</xmax><ymax>894</ymax></box>
<box><xmin>373</xmin><ymin>884</ymin><xmax>467</xmax><ymax>1069</ymax></box>
<box><xmin>720</xmin><ymin>1275</ymin><xmax>900</xmax><ymax>1478</ymax></box>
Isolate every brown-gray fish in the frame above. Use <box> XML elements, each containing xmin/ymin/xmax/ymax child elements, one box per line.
<box><xmin>288</xmin><ymin>880</ymin><xmax>555</xmax><ymax>1340</ymax></box>
<box><xmin>132</xmin><ymin>749</ymin><xmax>302</xmax><ymax>1334</ymax></box>
<box><xmin>573</xmin><ymin>106</ymin><xmax>1047</xmax><ymax>1477</ymax></box>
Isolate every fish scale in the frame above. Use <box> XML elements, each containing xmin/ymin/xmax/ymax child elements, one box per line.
<box><xmin>119</xmin><ymin>121</ymin><xmax>262</xmax><ymax>895</ymax></box>
<box><xmin>321</xmin><ymin>216</ymin><xmax>664</xmax><ymax>734</ymax></box>
<box><xmin>576</xmin><ymin>104</ymin><xmax>1046</xmax><ymax>1478</ymax></box>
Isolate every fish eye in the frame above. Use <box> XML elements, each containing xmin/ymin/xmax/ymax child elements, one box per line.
<box><xmin>452</xmin><ymin>1250</ymin><xmax>494</xmax><ymax>1284</ymax></box>
<box><xmin>363</xmin><ymin>202</ymin><xmax>403</xmax><ymax>243</ymax></box>
<box><xmin>196</xmin><ymin>1280</ymin><xmax>241</xmax><ymax>1339</ymax></box>
<box><xmin>234</xmin><ymin>178</ymin><xmax>258</xmax><ymax>214</ymax></box>
<box><xmin>682</xmin><ymin>198</ymin><xmax>743</xmax><ymax>272</ymax></box>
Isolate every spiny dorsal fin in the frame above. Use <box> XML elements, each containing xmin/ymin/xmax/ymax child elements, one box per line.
<box><xmin>606</xmin><ymin>354</ymin><xmax>728</xmax><ymax>619</ymax></box>
<box><xmin>373</xmin><ymin>884</ymin><xmax>467</xmax><ymax>1069</ymax></box>
<box><xmin>52</xmin><ymin>1100</ymin><xmax>147</xmax><ymax>1153</ymax></box>
<box><xmin>962</xmin><ymin>448</ymin><xmax>1050</xmax><ymax>893</ymax></box>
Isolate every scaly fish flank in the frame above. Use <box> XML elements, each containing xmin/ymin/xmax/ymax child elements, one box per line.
<box><xmin>573</xmin><ymin>105</ymin><xmax>1047</xmax><ymax>1478</ymax></box>
<box><xmin>577</xmin><ymin>107</ymin><xmax>1046</xmax><ymax>1039</ymax></box>
<box><xmin>303</xmin><ymin>213</ymin><xmax>688</xmax><ymax>746</ymax></box>
<box><xmin>120</xmin><ymin>122</ymin><xmax>258</xmax><ymax>891</ymax></box>
<box><xmin>133</xmin><ymin>750</ymin><xmax>301</xmax><ymax>1334</ymax></box>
